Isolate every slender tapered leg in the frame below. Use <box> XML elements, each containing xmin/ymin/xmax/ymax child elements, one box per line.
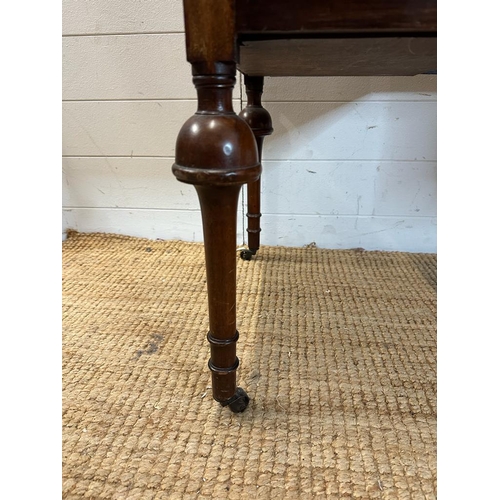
<box><xmin>196</xmin><ymin>184</ymin><xmax>247</xmax><ymax>410</ymax></box>
<box><xmin>239</xmin><ymin>75</ymin><xmax>273</xmax><ymax>260</ymax></box>
<box><xmin>172</xmin><ymin>65</ymin><xmax>260</xmax><ymax>412</ymax></box>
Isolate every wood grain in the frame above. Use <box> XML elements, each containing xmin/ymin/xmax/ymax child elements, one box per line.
<box><xmin>239</xmin><ymin>37</ymin><xmax>436</xmax><ymax>77</ymax></box>
<box><xmin>236</xmin><ymin>0</ymin><xmax>437</xmax><ymax>34</ymax></box>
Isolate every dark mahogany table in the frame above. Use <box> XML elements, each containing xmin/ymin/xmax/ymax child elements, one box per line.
<box><xmin>172</xmin><ymin>0</ymin><xmax>437</xmax><ymax>412</ymax></box>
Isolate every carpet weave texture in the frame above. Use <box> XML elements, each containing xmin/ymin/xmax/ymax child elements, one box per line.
<box><xmin>62</xmin><ymin>231</ymin><xmax>437</xmax><ymax>499</ymax></box>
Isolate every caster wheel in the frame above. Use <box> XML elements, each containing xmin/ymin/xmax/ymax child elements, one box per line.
<box><xmin>220</xmin><ymin>387</ymin><xmax>250</xmax><ymax>413</ymax></box>
<box><xmin>240</xmin><ymin>250</ymin><xmax>254</xmax><ymax>261</ymax></box>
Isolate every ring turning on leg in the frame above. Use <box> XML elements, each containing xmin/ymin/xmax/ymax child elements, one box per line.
<box><xmin>239</xmin><ymin>75</ymin><xmax>273</xmax><ymax>260</ymax></box>
<box><xmin>172</xmin><ymin>63</ymin><xmax>259</xmax><ymax>411</ymax></box>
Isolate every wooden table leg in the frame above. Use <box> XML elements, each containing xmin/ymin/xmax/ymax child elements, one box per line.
<box><xmin>239</xmin><ymin>75</ymin><xmax>273</xmax><ymax>261</ymax></box>
<box><xmin>172</xmin><ymin>64</ymin><xmax>260</xmax><ymax>412</ymax></box>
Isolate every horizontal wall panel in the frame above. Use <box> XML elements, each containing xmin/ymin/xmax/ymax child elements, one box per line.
<box><xmin>260</xmin><ymin>214</ymin><xmax>436</xmax><ymax>253</ymax></box>
<box><xmin>260</xmin><ymin>160</ymin><xmax>436</xmax><ymax>217</ymax></box>
<box><xmin>63</xmin><ymin>158</ymin><xmax>435</xmax><ymax>217</ymax></box>
<box><xmin>259</xmin><ymin>75</ymin><xmax>436</xmax><ymax>102</ymax></box>
<box><xmin>371</xmin><ymin>162</ymin><xmax>436</xmax><ymax>216</ymax></box>
<box><xmin>262</xmin><ymin>101</ymin><xmax>436</xmax><ymax>161</ymax></box>
<box><xmin>63</xmin><ymin>101</ymin><xmax>434</xmax><ymax>160</ymax></box>
<box><xmin>62</xmin><ymin>157</ymin><xmax>199</xmax><ymax>209</ymax></box>
<box><xmin>62</xmin><ymin>0</ymin><xmax>184</xmax><ymax>35</ymax></box>
<box><xmin>63</xmin><ymin>208</ymin><xmax>436</xmax><ymax>253</ymax></box>
<box><xmin>62</xmin><ymin>34</ymin><xmax>197</xmax><ymax>100</ymax></box>
<box><xmin>63</xmin><ymin>101</ymin><xmax>240</xmax><ymax>156</ymax></box>
<box><xmin>63</xmin><ymin>208</ymin><xmax>205</xmax><ymax>242</ymax></box>
<box><xmin>63</xmin><ymin>207</ymin><xmax>247</xmax><ymax>242</ymax></box>
<box><xmin>62</xmin><ymin>158</ymin><xmax>436</xmax><ymax>221</ymax></box>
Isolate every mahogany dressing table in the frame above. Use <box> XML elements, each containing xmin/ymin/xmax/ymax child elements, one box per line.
<box><xmin>172</xmin><ymin>0</ymin><xmax>437</xmax><ymax>412</ymax></box>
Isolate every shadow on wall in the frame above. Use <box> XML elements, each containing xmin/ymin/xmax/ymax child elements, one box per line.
<box><xmin>241</xmin><ymin>75</ymin><xmax>437</xmax><ymax>251</ymax></box>
<box><xmin>259</xmin><ymin>75</ymin><xmax>437</xmax><ymax>161</ymax></box>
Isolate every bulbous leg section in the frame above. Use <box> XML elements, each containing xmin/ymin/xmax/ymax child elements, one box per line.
<box><xmin>220</xmin><ymin>387</ymin><xmax>250</xmax><ymax>413</ymax></box>
<box><xmin>172</xmin><ymin>65</ymin><xmax>260</xmax><ymax>412</ymax></box>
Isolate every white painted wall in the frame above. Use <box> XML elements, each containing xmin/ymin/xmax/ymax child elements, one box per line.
<box><xmin>62</xmin><ymin>0</ymin><xmax>437</xmax><ymax>252</ymax></box>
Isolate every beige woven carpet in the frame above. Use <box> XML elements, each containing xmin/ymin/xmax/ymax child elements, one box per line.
<box><xmin>62</xmin><ymin>231</ymin><xmax>437</xmax><ymax>500</ymax></box>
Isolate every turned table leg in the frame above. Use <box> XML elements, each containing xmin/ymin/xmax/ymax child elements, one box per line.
<box><xmin>172</xmin><ymin>64</ymin><xmax>260</xmax><ymax>412</ymax></box>
<box><xmin>239</xmin><ymin>76</ymin><xmax>273</xmax><ymax>261</ymax></box>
